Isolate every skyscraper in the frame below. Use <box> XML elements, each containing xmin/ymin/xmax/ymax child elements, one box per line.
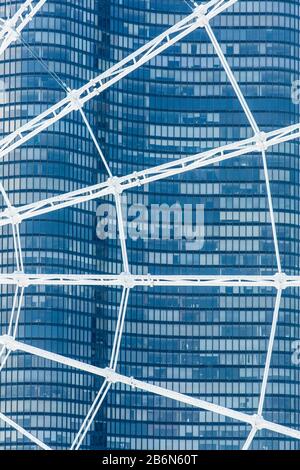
<box><xmin>96</xmin><ymin>0</ymin><xmax>300</xmax><ymax>450</ymax></box>
<box><xmin>0</xmin><ymin>0</ymin><xmax>299</xmax><ymax>451</ymax></box>
<box><xmin>0</xmin><ymin>0</ymin><xmax>101</xmax><ymax>449</ymax></box>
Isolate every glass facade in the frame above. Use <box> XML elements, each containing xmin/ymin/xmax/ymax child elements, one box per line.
<box><xmin>0</xmin><ymin>0</ymin><xmax>299</xmax><ymax>451</ymax></box>
<box><xmin>96</xmin><ymin>0</ymin><xmax>300</xmax><ymax>450</ymax></box>
<box><xmin>0</xmin><ymin>0</ymin><xmax>101</xmax><ymax>449</ymax></box>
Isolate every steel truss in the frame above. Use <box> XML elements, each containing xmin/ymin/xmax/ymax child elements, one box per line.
<box><xmin>0</xmin><ymin>0</ymin><xmax>300</xmax><ymax>451</ymax></box>
<box><xmin>0</xmin><ymin>1</ymin><xmax>46</xmax><ymax>58</ymax></box>
<box><xmin>0</xmin><ymin>0</ymin><xmax>237</xmax><ymax>160</ymax></box>
<box><xmin>1</xmin><ymin>335</ymin><xmax>300</xmax><ymax>442</ymax></box>
<box><xmin>0</xmin><ymin>273</ymin><xmax>297</xmax><ymax>289</ymax></box>
<box><xmin>0</xmin><ymin>122</ymin><xmax>299</xmax><ymax>227</ymax></box>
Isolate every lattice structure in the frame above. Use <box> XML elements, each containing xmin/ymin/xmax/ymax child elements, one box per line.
<box><xmin>1</xmin><ymin>0</ymin><xmax>300</xmax><ymax>450</ymax></box>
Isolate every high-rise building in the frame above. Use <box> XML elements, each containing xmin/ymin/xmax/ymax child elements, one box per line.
<box><xmin>0</xmin><ymin>0</ymin><xmax>299</xmax><ymax>451</ymax></box>
<box><xmin>96</xmin><ymin>0</ymin><xmax>300</xmax><ymax>450</ymax></box>
<box><xmin>0</xmin><ymin>0</ymin><xmax>101</xmax><ymax>449</ymax></box>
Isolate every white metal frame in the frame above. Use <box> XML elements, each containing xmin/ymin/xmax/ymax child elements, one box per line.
<box><xmin>0</xmin><ymin>272</ymin><xmax>297</xmax><ymax>288</ymax></box>
<box><xmin>0</xmin><ymin>123</ymin><xmax>299</xmax><ymax>227</ymax></box>
<box><xmin>0</xmin><ymin>0</ymin><xmax>46</xmax><ymax>58</ymax></box>
<box><xmin>0</xmin><ymin>0</ymin><xmax>300</xmax><ymax>451</ymax></box>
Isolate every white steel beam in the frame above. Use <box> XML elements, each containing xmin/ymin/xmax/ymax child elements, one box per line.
<box><xmin>11</xmin><ymin>223</ymin><xmax>24</xmax><ymax>273</ymax></box>
<box><xmin>70</xmin><ymin>380</ymin><xmax>111</xmax><ymax>451</ymax></box>
<box><xmin>242</xmin><ymin>426</ymin><xmax>258</xmax><ymax>451</ymax></box>
<box><xmin>0</xmin><ymin>0</ymin><xmax>46</xmax><ymax>58</ymax></box>
<box><xmin>257</xmin><ymin>289</ymin><xmax>282</xmax><ymax>415</ymax></box>
<box><xmin>0</xmin><ymin>183</ymin><xmax>23</xmax><ymax>271</ymax></box>
<box><xmin>78</xmin><ymin>108</ymin><xmax>113</xmax><ymax>178</ymax></box>
<box><xmin>0</xmin><ymin>182</ymin><xmax>25</xmax><ymax>373</ymax></box>
<box><xmin>0</xmin><ymin>273</ymin><xmax>294</xmax><ymax>288</ymax></box>
<box><xmin>71</xmin><ymin>287</ymin><xmax>130</xmax><ymax>450</ymax></box>
<box><xmin>0</xmin><ymin>286</ymin><xmax>24</xmax><ymax>372</ymax></box>
<box><xmin>242</xmin><ymin>289</ymin><xmax>283</xmax><ymax>450</ymax></box>
<box><xmin>0</xmin><ymin>182</ymin><xmax>11</xmax><ymax>207</ymax></box>
<box><xmin>0</xmin><ymin>135</ymin><xmax>259</xmax><ymax>226</ymax></box>
<box><xmin>1</xmin><ymin>335</ymin><xmax>300</xmax><ymax>442</ymax></box>
<box><xmin>114</xmin><ymin>194</ymin><xmax>129</xmax><ymax>273</ymax></box>
<box><xmin>205</xmin><ymin>11</ymin><xmax>284</xmax><ymax>452</ymax></box>
<box><xmin>0</xmin><ymin>0</ymin><xmax>237</xmax><ymax>161</ymax></box>
<box><xmin>109</xmin><ymin>288</ymin><xmax>130</xmax><ymax>370</ymax></box>
<box><xmin>0</xmin><ymin>410</ymin><xmax>51</xmax><ymax>450</ymax></box>
<box><xmin>205</xmin><ymin>22</ymin><xmax>259</xmax><ymax>134</ymax></box>
<box><xmin>0</xmin><ymin>0</ymin><xmax>297</xmax><ymax>452</ymax></box>
<box><xmin>0</xmin><ymin>121</ymin><xmax>300</xmax><ymax>227</ymax></box>
<box><xmin>205</xmin><ymin>23</ymin><xmax>282</xmax><ymax>275</ymax></box>
<box><xmin>260</xmin><ymin>148</ymin><xmax>282</xmax><ymax>273</ymax></box>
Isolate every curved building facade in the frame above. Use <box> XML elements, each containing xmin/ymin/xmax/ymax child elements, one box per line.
<box><xmin>96</xmin><ymin>0</ymin><xmax>300</xmax><ymax>450</ymax></box>
<box><xmin>0</xmin><ymin>0</ymin><xmax>299</xmax><ymax>451</ymax></box>
<box><xmin>0</xmin><ymin>0</ymin><xmax>101</xmax><ymax>449</ymax></box>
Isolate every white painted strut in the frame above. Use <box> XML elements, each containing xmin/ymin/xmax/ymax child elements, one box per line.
<box><xmin>0</xmin><ymin>273</ymin><xmax>293</xmax><ymax>288</ymax></box>
<box><xmin>71</xmin><ymin>288</ymin><xmax>130</xmax><ymax>450</ymax></box>
<box><xmin>258</xmin><ymin>289</ymin><xmax>282</xmax><ymax>416</ymax></box>
<box><xmin>0</xmin><ymin>121</ymin><xmax>300</xmax><ymax>227</ymax></box>
<box><xmin>205</xmin><ymin>22</ymin><xmax>259</xmax><ymax>135</ymax></box>
<box><xmin>0</xmin><ymin>286</ymin><xmax>24</xmax><ymax>372</ymax></box>
<box><xmin>205</xmin><ymin>23</ymin><xmax>282</xmax><ymax>276</ymax></box>
<box><xmin>204</xmin><ymin>7</ymin><xmax>284</xmax><ymax>452</ymax></box>
<box><xmin>0</xmin><ymin>0</ymin><xmax>298</xmax><ymax>452</ymax></box>
<box><xmin>0</xmin><ymin>183</ymin><xmax>25</xmax><ymax>373</ymax></box>
<box><xmin>242</xmin><ymin>426</ymin><xmax>258</xmax><ymax>451</ymax></box>
<box><xmin>78</xmin><ymin>108</ymin><xmax>113</xmax><ymax>178</ymax></box>
<box><xmin>1</xmin><ymin>336</ymin><xmax>300</xmax><ymax>442</ymax></box>
<box><xmin>0</xmin><ymin>183</ymin><xmax>23</xmax><ymax>271</ymax></box>
<box><xmin>0</xmin><ymin>410</ymin><xmax>51</xmax><ymax>450</ymax></box>
<box><xmin>115</xmin><ymin>194</ymin><xmax>129</xmax><ymax>273</ymax></box>
<box><xmin>242</xmin><ymin>289</ymin><xmax>283</xmax><ymax>450</ymax></box>
<box><xmin>0</xmin><ymin>0</ymin><xmax>237</xmax><ymax>161</ymax></box>
<box><xmin>0</xmin><ymin>0</ymin><xmax>46</xmax><ymax>58</ymax></box>
<box><xmin>70</xmin><ymin>380</ymin><xmax>111</xmax><ymax>451</ymax></box>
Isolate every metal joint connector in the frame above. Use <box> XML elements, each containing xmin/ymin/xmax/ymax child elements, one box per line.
<box><xmin>67</xmin><ymin>90</ymin><xmax>83</xmax><ymax>110</ymax></box>
<box><xmin>120</xmin><ymin>272</ymin><xmax>134</xmax><ymax>288</ymax></box>
<box><xmin>274</xmin><ymin>272</ymin><xmax>287</xmax><ymax>290</ymax></box>
<box><xmin>4</xmin><ymin>206</ymin><xmax>22</xmax><ymax>225</ymax></box>
<box><xmin>104</xmin><ymin>367</ymin><xmax>118</xmax><ymax>384</ymax></box>
<box><xmin>255</xmin><ymin>131</ymin><xmax>268</xmax><ymax>151</ymax></box>
<box><xmin>13</xmin><ymin>271</ymin><xmax>29</xmax><ymax>288</ymax></box>
<box><xmin>252</xmin><ymin>414</ymin><xmax>264</xmax><ymax>431</ymax></box>
<box><xmin>195</xmin><ymin>3</ymin><xmax>208</xmax><ymax>27</ymax></box>
<box><xmin>197</xmin><ymin>15</ymin><xmax>209</xmax><ymax>28</ymax></box>
<box><xmin>107</xmin><ymin>176</ymin><xmax>123</xmax><ymax>195</ymax></box>
<box><xmin>0</xmin><ymin>335</ymin><xmax>17</xmax><ymax>352</ymax></box>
